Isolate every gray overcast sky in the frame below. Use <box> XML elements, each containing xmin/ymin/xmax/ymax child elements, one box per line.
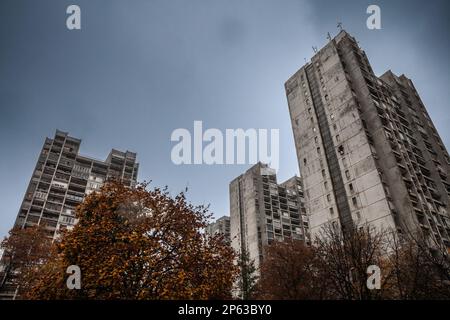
<box><xmin>1</xmin><ymin>0</ymin><xmax>449</xmax><ymax>239</ymax></box>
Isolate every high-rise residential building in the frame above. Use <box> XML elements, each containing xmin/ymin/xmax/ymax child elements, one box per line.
<box><xmin>13</xmin><ymin>130</ymin><xmax>139</xmax><ymax>239</ymax></box>
<box><xmin>206</xmin><ymin>216</ymin><xmax>231</xmax><ymax>243</ymax></box>
<box><xmin>230</xmin><ymin>163</ymin><xmax>308</xmax><ymax>270</ymax></box>
<box><xmin>0</xmin><ymin>130</ymin><xmax>139</xmax><ymax>299</ymax></box>
<box><xmin>285</xmin><ymin>30</ymin><xmax>450</xmax><ymax>248</ymax></box>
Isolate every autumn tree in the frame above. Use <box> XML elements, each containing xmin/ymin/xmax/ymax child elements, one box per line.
<box><xmin>236</xmin><ymin>247</ymin><xmax>258</xmax><ymax>300</ymax></box>
<box><xmin>385</xmin><ymin>230</ymin><xmax>450</xmax><ymax>299</ymax></box>
<box><xmin>313</xmin><ymin>224</ymin><xmax>392</xmax><ymax>300</ymax></box>
<box><xmin>256</xmin><ymin>240</ymin><xmax>320</xmax><ymax>299</ymax></box>
<box><xmin>25</xmin><ymin>181</ymin><xmax>238</xmax><ymax>300</ymax></box>
<box><xmin>255</xmin><ymin>224</ymin><xmax>450</xmax><ymax>300</ymax></box>
<box><xmin>255</xmin><ymin>225</ymin><xmax>393</xmax><ymax>300</ymax></box>
<box><xmin>0</xmin><ymin>226</ymin><xmax>52</xmax><ymax>298</ymax></box>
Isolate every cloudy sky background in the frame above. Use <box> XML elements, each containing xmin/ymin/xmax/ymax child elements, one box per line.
<box><xmin>1</xmin><ymin>0</ymin><xmax>449</xmax><ymax>239</ymax></box>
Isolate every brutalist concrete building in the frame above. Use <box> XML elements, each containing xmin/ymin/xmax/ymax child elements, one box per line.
<box><xmin>285</xmin><ymin>30</ymin><xmax>450</xmax><ymax>247</ymax></box>
<box><xmin>230</xmin><ymin>163</ymin><xmax>309</xmax><ymax>270</ymax></box>
<box><xmin>0</xmin><ymin>130</ymin><xmax>139</xmax><ymax>299</ymax></box>
<box><xmin>206</xmin><ymin>216</ymin><xmax>231</xmax><ymax>243</ymax></box>
<box><xmin>13</xmin><ymin>129</ymin><xmax>139</xmax><ymax>238</ymax></box>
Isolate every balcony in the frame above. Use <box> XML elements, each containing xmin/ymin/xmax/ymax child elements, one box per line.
<box><xmin>56</xmin><ymin>166</ymin><xmax>72</xmax><ymax>175</ymax></box>
<box><xmin>65</xmin><ymin>194</ymin><xmax>84</xmax><ymax>203</ymax></box>
<box><xmin>44</xmin><ymin>204</ymin><xmax>62</xmax><ymax>213</ymax></box>
<box><xmin>54</xmin><ymin>173</ymin><xmax>70</xmax><ymax>183</ymax></box>
<box><xmin>411</xmin><ymin>200</ymin><xmax>421</xmax><ymax>210</ymax></box>
<box><xmin>420</xmin><ymin>166</ymin><xmax>431</xmax><ymax>177</ymax></box>
<box><xmin>47</xmin><ymin>153</ymin><xmax>60</xmax><ymax>162</ymax></box>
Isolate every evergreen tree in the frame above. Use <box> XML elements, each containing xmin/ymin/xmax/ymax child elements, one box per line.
<box><xmin>237</xmin><ymin>247</ymin><xmax>258</xmax><ymax>300</ymax></box>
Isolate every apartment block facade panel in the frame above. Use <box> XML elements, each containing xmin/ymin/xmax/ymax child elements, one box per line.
<box><xmin>206</xmin><ymin>216</ymin><xmax>231</xmax><ymax>244</ymax></box>
<box><xmin>286</xmin><ymin>31</ymin><xmax>450</xmax><ymax>248</ymax></box>
<box><xmin>230</xmin><ymin>163</ymin><xmax>308</xmax><ymax>270</ymax></box>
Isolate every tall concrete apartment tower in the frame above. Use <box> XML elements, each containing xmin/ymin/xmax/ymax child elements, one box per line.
<box><xmin>13</xmin><ymin>129</ymin><xmax>139</xmax><ymax>238</ymax></box>
<box><xmin>230</xmin><ymin>163</ymin><xmax>308</xmax><ymax>270</ymax></box>
<box><xmin>0</xmin><ymin>130</ymin><xmax>139</xmax><ymax>299</ymax></box>
<box><xmin>285</xmin><ymin>30</ymin><xmax>450</xmax><ymax>248</ymax></box>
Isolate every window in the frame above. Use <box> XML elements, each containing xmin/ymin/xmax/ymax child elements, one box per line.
<box><xmin>310</xmin><ymin>117</ymin><xmax>314</xmax><ymax>124</ymax></box>
<box><xmin>303</xmin><ymin>158</ymin><xmax>307</xmax><ymax>165</ymax></box>
<box><xmin>330</xmin><ymin>207</ymin><xmax>334</xmax><ymax>215</ymax></box>
<box><xmin>349</xmin><ymin>183</ymin><xmax>354</xmax><ymax>192</ymax></box>
<box><xmin>327</xmin><ymin>194</ymin><xmax>331</xmax><ymax>202</ymax></box>
<box><xmin>362</xmin><ymin>119</ymin><xmax>367</xmax><ymax>130</ymax></box>
<box><xmin>308</xmin><ymin>108</ymin><xmax>312</xmax><ymax>114</ymax></box>
<box><xmin>336</xmin><ymin>134</ymin><xmax>340</xmax><ymax>143</ymax></box>
<box><xmin>321</xmin><ymin>169</ymin><xmax>326</xmax><ymax>178</ymax></box>
<box><xmin>324</xmin><ymin>181</ymin><xmax>328</xmax><ymax>190</ymax></box>
<box><xmin>345</xmin><ymin>170</ymin><xmax>350</xmax><ymax>179</ymax></box>
<box><xmin>317</xmin><ymin>147</ymin><xmax>321</xmax><ymax>155</ymax></box>
<box><xmin>333</xmin><ymin>123</ymin><xmax>338</xmax><ymax>131</ymax></box>
<box><xmin>352</xmin><ymin>197</ymin><xmax>358</xmax><ymax>207</ymax></box>
<box><xmin>338</xmin><ymin>145</ymin><xmax>344</xmax><ymax>155</ymax></box>
<box><xmin>332</xmin><ymin>221</ymin><xmax>338</xmax><ymax>230</ymax></box>
<box><xmin>330</xmin><ymin>113</ymin><xmax>335</xmax><ymax>120</ymax></box>
<box><xmin>315</xmin><ymin>136</ymin><xmax>319</xmax><ymax>144</ymax></box>
<box><xmin>355</xmin><ymin>211</ymin><xmax>361</xmax><ymax>220</ymax></box>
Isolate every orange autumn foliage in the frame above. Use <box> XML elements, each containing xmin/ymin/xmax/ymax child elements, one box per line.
<box><xmin>0</xmin><ymin>226</ymin><xmax>53</xmax><ymax>297</ymax></box>
<box><xmin>25</xmin><ymin>181</ymin><xmax>238</xmax><ymax>299</ymax></box>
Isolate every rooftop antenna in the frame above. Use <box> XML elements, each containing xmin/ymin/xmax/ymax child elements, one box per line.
<box><xmin>312</xmin><ymin>46</ymin><xmax>318</xmax><ymax>53</ymax></box>
<box><xmin>337</xmin><ymin>22</ymin><xmax>343</xmax><ymax>31</ymax></box>
<box><xmin>327</xmin><ymin>32</ymin><xmax>332</xmax><ymax>41</ymax></box>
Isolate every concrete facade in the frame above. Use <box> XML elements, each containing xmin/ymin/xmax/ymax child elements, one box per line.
<box><xmin>230</xmin><ymin>163</ymin><xmax>308</xmax><ymax>270</ymax></box>
<box><xmin>206</xmin><ymin>215</ymin><xmax>231</xmax><ymax>243</ymax></box>
<box><xmin>13</xmin><ymin>130</ymin><xmax>139</xmax><ymax>239</ymax></box>
<box><xmin>205</xmin><ymin>216</ymin><xmax>231</xmax><ymax>243</ymax></box>
<box><xmin>285</xmin><ymin>31</ymin><xmax>450</xmax><ymax>248</ymax></box>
